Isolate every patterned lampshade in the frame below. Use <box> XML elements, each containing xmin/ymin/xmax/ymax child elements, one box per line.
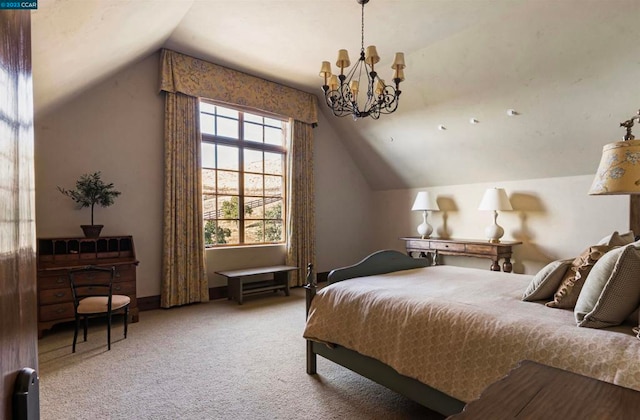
<box><xmin>589</xmin><ymin>140</ymin><xmax>640</xmax><ymax>195</ymax></box>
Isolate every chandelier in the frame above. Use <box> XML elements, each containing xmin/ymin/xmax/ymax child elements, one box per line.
<box><xmin>319</xmin><ymin>0</ymin><xmax>405</xmax><ymax>120</ymax></box>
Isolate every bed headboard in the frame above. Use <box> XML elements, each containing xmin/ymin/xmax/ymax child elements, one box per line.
<box><xmin>328</xmin><ymin>249</ymin><xmax>429</xmax><ymax>284</ymax></box>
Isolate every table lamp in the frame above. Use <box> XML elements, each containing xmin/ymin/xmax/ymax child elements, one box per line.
<box><xmin>411</xmin><ymin>192</ymin><xmax>439</xmax><ymax>239</ymax></box>
<box><xmin>478</xmin><ymin>187</ymin><xmax>513</xmax><ymax>243</ymax></box>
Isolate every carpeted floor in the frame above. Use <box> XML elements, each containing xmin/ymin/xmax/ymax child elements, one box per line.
<box><xmin>38</xmin><ymin>288</ymin><xmax>446</xmax><ymax>420</ymax></box>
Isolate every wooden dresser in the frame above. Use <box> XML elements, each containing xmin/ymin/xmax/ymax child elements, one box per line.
<box><xmin>36</xmin><ymin>235</ymin><xmax>139</xmax><ymax>338</ymax></box>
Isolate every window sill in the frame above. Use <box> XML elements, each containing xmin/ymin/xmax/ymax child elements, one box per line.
<box><xmin>205</xmin><ymin>243</ymin><xmax>286</xmax><ymax>252</ymax></box>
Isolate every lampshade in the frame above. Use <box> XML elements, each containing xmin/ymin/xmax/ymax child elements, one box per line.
<box><xmin>589</xmin><ymin>140</ymin><xmax>640</xmax><ymax>195</ymax></box>
<box><xmin>478</xmin><ymin>188</ymin><xmax>513</xmax><ymax>211</ymax></box>
<box><xmin>412</xmin><ymin>192</ymin><xmax>439</xmax><ymax>211</ymax></box>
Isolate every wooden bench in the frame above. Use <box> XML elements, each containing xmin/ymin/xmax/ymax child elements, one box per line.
<box><xmin>216</xmin><ymin>265</ymin><xmax>298</xmax><ymax>305</ymax></box>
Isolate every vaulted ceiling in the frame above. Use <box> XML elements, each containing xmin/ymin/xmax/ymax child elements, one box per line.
<box><xmin>31</xmin><ymin>0</ymin><xmax>640</xmax><ymax>190</ymax></box>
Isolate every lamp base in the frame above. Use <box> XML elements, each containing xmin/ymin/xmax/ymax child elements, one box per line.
<box><xmin>485</xmin><ymin>223</ymin><xmax>504</xmax><ymax>244</ymax></box>
<box><xmin>417</xmin><ymin>210</ymin><xmax>433</xmax><ymax>239</ymax></box>
<box><xmin>417</xmin><ymin>222</ymin><xmax>433</xmax><ymax>239</ymax></box>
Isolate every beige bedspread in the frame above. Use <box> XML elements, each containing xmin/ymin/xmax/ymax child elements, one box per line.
<box><xmin>303</xmin><ymin>265</ymin><xmax>640</xmax><ymax>403</ymax></box>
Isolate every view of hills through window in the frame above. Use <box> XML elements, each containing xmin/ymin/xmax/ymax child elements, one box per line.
<box><xmin>200</xmin><ymin>101</ymin><xmax>287</xmax><ymax>246</ymax></box>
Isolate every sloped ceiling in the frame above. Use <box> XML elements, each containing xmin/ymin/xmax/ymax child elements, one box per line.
<box><xmin>31</xmin><ymin>0</ymin><xmax>640</xmax><ymax>190</ymax></box>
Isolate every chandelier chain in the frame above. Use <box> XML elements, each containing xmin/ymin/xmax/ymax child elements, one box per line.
<box><xmin>360</xmin><ymin>1</ymin><xmax>365</xmax><ymax>53</ymax></box>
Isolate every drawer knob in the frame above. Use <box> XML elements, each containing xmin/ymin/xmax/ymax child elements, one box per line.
<box><xmin>55</xmin><ymin>292</ymin><xmax>65</xmax><ymax>298</ymax></box>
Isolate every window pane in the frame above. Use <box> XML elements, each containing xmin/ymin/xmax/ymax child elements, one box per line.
<box><xmin>217</xmin><ymin>116</ymin><xmax>238</xmax><ymax>139</ymax></box>
<box><xmin>218</xmin><ymin>219</ymin><xmax>239</xmax><ymax>244</ymax></box>
<box><xmin>201</xmin><ymin>113</ymin><xmax>215</xmax><ymax>135</ymax></box>
<box><xmin>217</xmin><ymin>106</ymin><xmax>238</xmax><ymax>119</ymax></box>
<box><xmin>200</xmin><ymin>102</ymin><xmax>216</xmax><ymax>114</ymax></box>
<box><xmin>217</xmin><ymin>170</ymin><xmax>239</xmax><ymax>195</ymax></box>
<box><xmin>204</xmin><ymin>220</ymin><xmax>234</xmax><ymax>246</ymax></box>
<box><xmin>265</xmin><ymin>199</ymin><xmax>282</xmax><ymax>219</ymax></box>
<box><xmin>244</xmin><ymin>221</ymin><xmax>264</xmax><ymax>244</ymax></box>
<box><xmin>202</xmin><ymin>168</ymin><xmax>217</xmax><ymax>206</ymax></box>
<box><xmin>244</xmin><ymin>173</ymin><xmax>263</xmax><ymax>196</ymax></box>
<box><xmin>202</xmin><ymin>143</ymin><xmax>216</xmax><ymax>169</ymax></box>
<box><xmin>244</xmin><ymin>122</ymin><xmax>263</xmax><ymax>142</ymax></box>
<box><xmin>264</xmin><ymin>126</ymin><xmax>283</xmax><ymax>146</ymax></box>
<box><xmin>264</xmin><ymin>175</ymin><xmax>282</xmax><ymax>197</ymax></box>
<box><xmin>203</xmin><ymin>199</ymin><xmax>217</xmax><ymax>222</ymax></box>
<box><xmin>244</xmin><ymin>112</ymin><xmax>262</xmax><ymax>123</ymax></box>
<box><xmin>245</xmin><ymin>199</ymin><xmax>262</xmax><ymax>220</ymax></box>
<box><xmin>264</xmin><ymin>220</ymin><xmax>283</xmax><ymax>242</ymax></box>
<box><xmin>217</xmin><ymin>145</ymin><xmax>238</xmax><ymax>170</ymax></box>
<box><xmin>218</xmin><ymin>196</ymin><xmax>241</xmax><ymax>220</ymax></box>
<box><xmin>244</xmin><ymin>149</ymin><xmax>263</xmax><ymax>172</ymax></box>
<box><xmin>264</xmin><ymin>117</ymin><xmax>282</xmax><ymax>127</ymax></box>
<box><xmin>264</xmin><ymin>152</ymin><xmax>283</xmax><ymax>175</ymax></box>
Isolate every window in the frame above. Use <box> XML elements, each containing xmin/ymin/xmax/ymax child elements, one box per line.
<box><xmin>200</xmin><ymin>101</ymin><xmax>288</xmax><ymax>247</ymax></box>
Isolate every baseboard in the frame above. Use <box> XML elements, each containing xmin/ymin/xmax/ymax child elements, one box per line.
<box><xmin>137</xmin><ymin>285</ymin><xmax>229</xmax><ymax>311</ymax></box>
<box><xmin>137</xmin><ymin>295</ymin><xmax>161</xmax><ymax>311</ymax></box>
<box><xmin>137</xmin><ymin>278</ymin><xmax>325</xmax><ymax>312</ymax></box>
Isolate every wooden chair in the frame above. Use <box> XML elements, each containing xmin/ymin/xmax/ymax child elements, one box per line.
<box><xmin>69</xmin><ymin>265</ymin><xmax>130</xmax><ymax>352</ymax></box>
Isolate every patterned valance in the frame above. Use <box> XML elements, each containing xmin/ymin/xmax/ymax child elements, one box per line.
<box><xmin>159</xmin><ymin>49</ymin><xmax>318</xmax><ymax>125</ymax></box>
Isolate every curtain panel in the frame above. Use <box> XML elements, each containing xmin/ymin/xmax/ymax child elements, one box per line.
<box><xmin>161</xmin><ymin>92</ymin><xmax>209</xmax><ymax>308</ymax></box>
<box><xmin>160</xmin><ymin>49</ymin><xmax>318</xmax><ymax>125</ymax></box>
<box><xmin>286</xmin><ymin>120</ymin><xmax>316</xmax><ymax>286</ymax></box>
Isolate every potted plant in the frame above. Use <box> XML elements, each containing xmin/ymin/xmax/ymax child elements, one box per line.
<box><xmin>58</xmin><ymin>171</ymin><xmax>121</xmax><ymax>238</ymax></box>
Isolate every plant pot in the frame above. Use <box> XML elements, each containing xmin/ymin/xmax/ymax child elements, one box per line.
<box><xmin>81</xmin><ymin>225</ymin><xmax>103</xmax><ymax>238</ymax></box>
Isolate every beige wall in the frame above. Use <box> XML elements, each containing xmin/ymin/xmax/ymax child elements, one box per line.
<box><xmin>35</xmin><ymin>51</ymin><xmax>373</xmax><ymax>296</ymax></box>
<box><xmin>35</xmin><ymin>52</ymin><xmax>165</xmax><ymax>298</ymax></box>
<box><xmin>373</xmin><ymin>175</ymin><xmax>629</xmax><ymax>274</ymax></box>
<box><xmin>36</xmin><ymin>49</ymin><xmax>630</xmax><ymax>298</ymax></box>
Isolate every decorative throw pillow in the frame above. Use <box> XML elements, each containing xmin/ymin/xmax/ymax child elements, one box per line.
<box><xmin>522</xmin><ymin>259</ymin><xmax>573</xmax><ymax>301</ymax></box>
<box><xmin>575</xmin><ymin>244</ymin><xmax>640</xmax><ymax>328</ymax></box>
<box><xmin>597</xmin><ymin>231</ymin><xmax>635</xmax><ymax>247</ymax></box>
<box><xmin>545</xmin><ymin>245</ymin><xmax>614</xmax><ymax>309</ymax></box>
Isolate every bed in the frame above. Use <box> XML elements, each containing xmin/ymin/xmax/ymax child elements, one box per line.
<box><xmin>303</xmin><ymin>249</ymin><xmax>640</xmax><ymax>416</ymax></box>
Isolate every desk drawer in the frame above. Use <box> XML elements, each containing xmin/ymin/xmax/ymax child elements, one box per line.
<box><xmin>39</xmin><ymin>288</ymin><xmax>73</xmax><ymax>305</ymax></box>
<box><xmin>431</xmin><ymin>242</ymin><xmax>465</xmax><ymax>252</ymax></box>
<box><xmin>38</xmin><ymin>272</ymin><xmax>69</xmax><ymax>290</ymax></box>
<box><xmin>40</xmin><ymin>302</ymin><xmax>75</xmax><ymax>322</ymax></box>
